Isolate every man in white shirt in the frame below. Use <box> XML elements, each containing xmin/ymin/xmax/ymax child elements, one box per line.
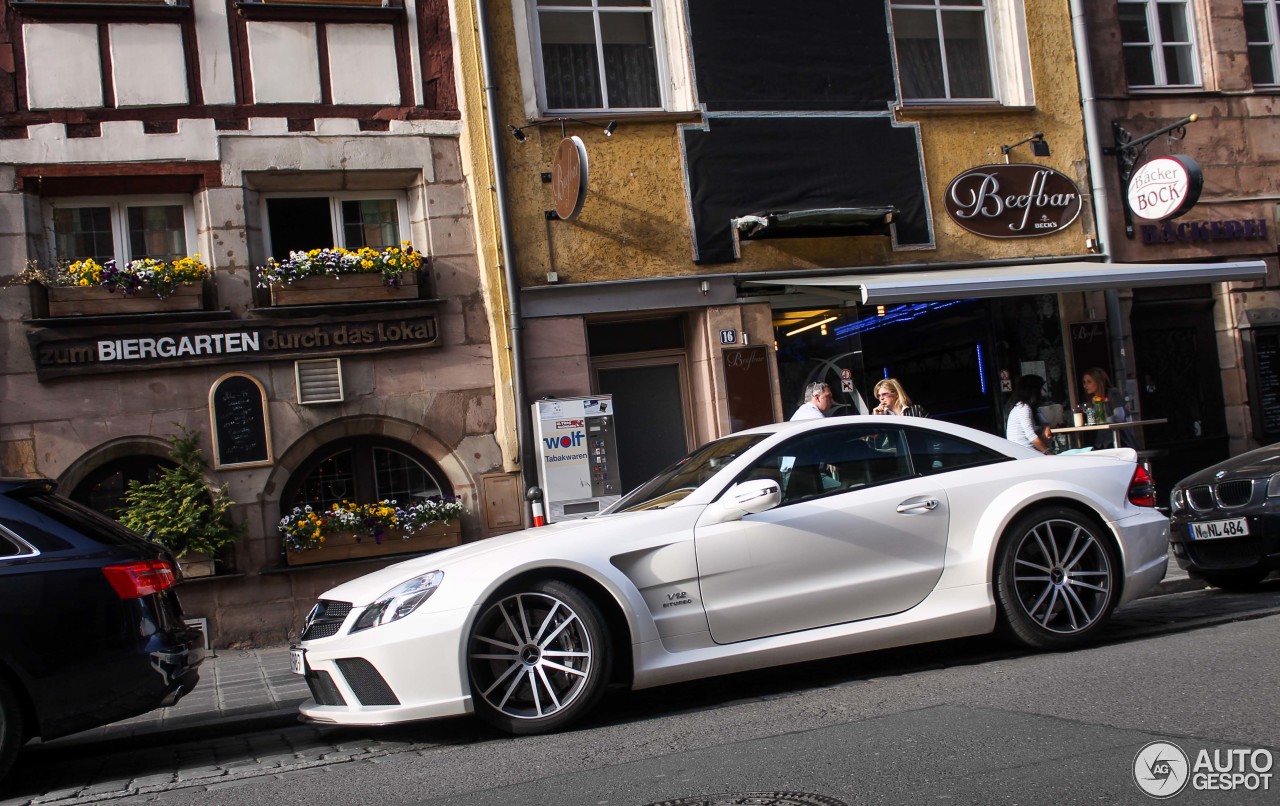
<box><xmin>790</xmin><ymin>382</ymin><xmax>833</xmax><ymax>420</ymax></box>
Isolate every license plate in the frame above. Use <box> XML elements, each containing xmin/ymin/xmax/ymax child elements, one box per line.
<box><xmin>289</xmin><ymin>646</ymin><xmax>307</xmax><ymax>675</ymax></box>
<box><xmin>1189</xmin><ymin>518</ymin><xmax>1249</xmax><ymax>540</ymax></box>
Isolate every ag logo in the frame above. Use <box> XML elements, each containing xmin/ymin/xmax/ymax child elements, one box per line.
<box><xmin>1134</xmin><ymin>740</ymin><xmax>1190</xmax><ymax>798</ymax></box>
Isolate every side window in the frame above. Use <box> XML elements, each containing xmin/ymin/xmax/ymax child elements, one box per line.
<box><xmin>740</xmin><ymin>426</ymin><xmax>912</xmax><ymax>505</ymax></box>
<box><xmin>532</xmin><ymin>0</ymin><xmax>663</xmax><ymax>112</ymax></box>
<box><xmin>0</xmin><ymin>530</ymin><xmax>32</xmax><ymax>558</ymax></box>
<box><xmin>48</xmin><ymin>198</ymin><xmax>192</xmax><ymax>265</ymax></box>
<box><xmin>904</xmin><ymin>428</ymin><xmax>1007</xmax><ymax>475</ymax></box>
<box><xmin>1245</xmin><ymin>0</ymin><xmax>1280</xmax><ymax>87</ymax></box>
<box><xmin>1119</xmin><ymin>0</ymin><xmax>1199</xmax><ymax>88</ymax></box>
<box><xmin>264</xmin><ymin>195</ymin><xmax>406</xmax><ymax>259</ymax></box>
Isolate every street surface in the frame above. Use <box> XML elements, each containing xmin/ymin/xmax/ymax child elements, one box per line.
<box><xmin>5</xmin><ymin>583</ymin><xmax>1280</xmax><ymax>806</ymax></box>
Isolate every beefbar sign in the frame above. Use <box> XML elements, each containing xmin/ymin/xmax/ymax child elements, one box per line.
<box><xmin>28</xmin><ymin>311</ymin><xmax>439</xmax><ymax>381</ymax></box>
<box><xmin>944</xmin><ymin>164</ymin><xmax>1082</xmax><ymax>238</ymax></box>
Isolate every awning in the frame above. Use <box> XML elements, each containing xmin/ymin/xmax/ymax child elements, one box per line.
<box><xmin>742</xmin><ymin>260</ymin><xmax>1268</xmax><ymax>305</ymax></box>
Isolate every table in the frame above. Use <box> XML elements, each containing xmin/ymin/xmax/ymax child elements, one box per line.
<box><xmin>1050</xmin><ymin>418</ymin><xmax>1168</xmax><ymax>449</ymax></box>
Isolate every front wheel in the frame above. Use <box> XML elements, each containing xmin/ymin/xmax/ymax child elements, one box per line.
<box><xmin>467</xmin><ymin>580</ymin><xmax>612</xmax><ymax>735</ymax></box>
<box><xmin>995</xmin><ymin>506</ymin><xmax>1119</xmax><ymax>649</ymax></box>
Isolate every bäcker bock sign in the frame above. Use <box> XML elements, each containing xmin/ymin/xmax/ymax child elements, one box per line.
<box><xmin>28</xmin><ymin>311</ymin><xmax>439</xmax><ymax>381</ymax></box>
<box><xmin>944</xmin><ymin>164</ymin><xmax>1083</xmax><ymax>238</ymax></box>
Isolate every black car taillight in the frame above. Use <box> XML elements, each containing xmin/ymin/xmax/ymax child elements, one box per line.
<box><xmin>103</xmin><ymin>560</ymin><xmax>177</xmax><ymax>599</ymax></box>
<box><xmin>1128</xmin><ymin>464</ymin><xmax>1156</xmax><ymax>508</ymax></box>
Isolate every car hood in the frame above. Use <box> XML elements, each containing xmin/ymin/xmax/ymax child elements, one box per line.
<box><xmin>1179</xmin><ymin>444</ymin><xmax>1280</xmax><ymax>485</ymax></box>
<box><xmin>315</xmin><ymin>510</ymin><xmax>652</xmax><ymax>604</ymax></box>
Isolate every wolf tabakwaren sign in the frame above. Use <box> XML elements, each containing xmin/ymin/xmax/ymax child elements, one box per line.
<box><xmin>28</xmin><ymin>311</ymin><xmax>439</xmax><ymax>381</ymax></box>
<box><xmin>944</xmin><ymin>164</ymin><xmax>1082</xmax><ymax>238</ymax></box>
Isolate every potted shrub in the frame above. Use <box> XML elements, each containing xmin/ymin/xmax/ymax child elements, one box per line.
<box><xmin>256</xmin><ymin>243</ymin><xmax>427</xmax><ymax>306</ymax></box>
<box><xmin>14</xmin><ymin>256</ymin><xmax>210</xmax><ymax>316</ymax></box>
<box><xmin>118</xmin><ymin>427</ymin><xmax>244</xmax><ymax>577</ymax></box>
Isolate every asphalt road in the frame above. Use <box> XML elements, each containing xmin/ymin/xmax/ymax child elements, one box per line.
<box><xmin>6</xmin><ymin>584</ymin><xmax>1280</xmax><ymax>806</ymax></box>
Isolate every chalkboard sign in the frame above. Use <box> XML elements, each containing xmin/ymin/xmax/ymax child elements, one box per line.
<box><xmin>1245</xmin><ymin>328</ymin><xmax>1280</xmax><ymax>438</ymax></box>
<box><xmin>723</xmin><ymin>345</ymin><xmax>775</xmax><ymax>431</ymax></box>
<box><xmin>209</xmin><ymin>374</ymin><xmax>272</xmax><ymax>469</ymax></box>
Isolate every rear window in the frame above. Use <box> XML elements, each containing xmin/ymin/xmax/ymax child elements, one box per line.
<box><xmin>1</xmin><ymin>488</ymin><xmax>149</xmax><ymax>551</ymax></box>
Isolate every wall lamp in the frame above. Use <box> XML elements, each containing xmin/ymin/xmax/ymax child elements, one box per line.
<box><xmin>1000</xmin><ymin>132</ymin><xmax>1051</xmax><ymax>162</ymax></box>
<box><xmin>508</xmin><ymin>118</ymin><xmax>617</xmax><ymax>143</ymax></box>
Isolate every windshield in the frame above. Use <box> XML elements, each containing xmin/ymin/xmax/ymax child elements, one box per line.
<box><xmin>606</xmin><ymin>434</ymin><xmax>769</xmax><ymax>513</ymax></box>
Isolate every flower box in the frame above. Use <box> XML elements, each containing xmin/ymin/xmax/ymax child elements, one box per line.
<box><xmin>178</xmin><ymin>551</ymin><xmax>217</xmax><ymax>579</ymax></box>
<box><xmin>284</xmin><ymin>521</ymin><xmax>461</xmax><ymax>566</ymax></box>
<box><xmin>44</xmin><ymin>283</ymin><xmax>204</xmax><ymax>317</ymax></box>
<box><xmin>268</xmin><ymin>271</ymin><xmax>418</xmax><ymax>307</ymax></box>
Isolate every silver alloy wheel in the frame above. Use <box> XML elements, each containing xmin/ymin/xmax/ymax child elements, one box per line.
<box><xmin>468</xmin><ymin>591</ymin><xmax>594</xmax><ymax>721</ymax></box>
<box><xmin>1010</xmin><ymin>517</ymin><xmax>1113</xmax><ymax>634</ymax></box>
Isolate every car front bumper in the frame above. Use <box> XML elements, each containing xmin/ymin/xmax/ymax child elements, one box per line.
<box><xmin>1170</xmin><ymin>512</ymin><xmax>1280</xmax><ymax>574</ymax></box>
<box><xmin>297</xmin><ymin>604</ymin><xmax>478</xmax><ymax>727</ymax></box>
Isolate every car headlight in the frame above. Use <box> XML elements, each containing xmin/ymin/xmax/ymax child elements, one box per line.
<box><xmin>1268</xmin><ymin>474</ymin><xmax>1280</xmax><ymax>498</ymax></box>
<box><xmin>350</xmin><ymin>570</ymin><xmax>444</xmax><ymax>633</ymax></box>
<box><xmin>1171</xmin><ymin>487</ymin><xmax>1185</xmax><ymax>512</ymax></box>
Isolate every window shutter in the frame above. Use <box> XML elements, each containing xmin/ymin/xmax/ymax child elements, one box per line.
<box><xmin>295</xmin><ymin>358</ymin><xmax>344</xmax><ymax>404</ymax></box>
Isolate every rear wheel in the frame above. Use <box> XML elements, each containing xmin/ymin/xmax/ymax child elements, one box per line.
<box><xmin>1197</xmin><ymin>569</ymin><xmax>1270</xmax><ymax>591</ymax></box>
<box><xmin>995</xmin><ymin>506</ymin><xmax>1119</xmax><ymax>649</ymax></box>
<box><xmin>0</xmin><ymin>676</ymin><xmax>24</xmax><ymax>783</ymax></box>
<box><xmin>466</xmin><ymin>580</ymin><xmax>612</xmax><ymax>735</ymax></box>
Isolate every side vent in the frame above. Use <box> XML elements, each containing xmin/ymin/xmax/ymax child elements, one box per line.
<box><xmin>296</xmin><ymin>358</ymin><xmax>343</xmax><ymax>404</ymax></box>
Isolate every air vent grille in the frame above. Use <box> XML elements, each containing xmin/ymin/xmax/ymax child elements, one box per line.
<box><xmin>296</xmin><ymin>358</ymin><xmax>343</xmax><ymax>404</ymax></box>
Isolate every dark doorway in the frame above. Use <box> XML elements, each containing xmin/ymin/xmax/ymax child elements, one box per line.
<box><xmin>595</xmin><ymin>363</ymin><xmax>691</xmax><ymax>495</ymax></box>
<box><xmin>1131</xmin><ymin>285</ymin><xmax>1228</xmax><ymax>504</ymax></box>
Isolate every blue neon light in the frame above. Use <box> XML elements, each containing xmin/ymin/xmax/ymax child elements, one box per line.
<box><xmin>832</xmin><ymin>299</ymin><xmax>969</xmax><ymax>338</ymax></box>
<box><xmin>976</xmin><ymin>343</ymin><xmax>987</xmax><ymax>394</ymax></box>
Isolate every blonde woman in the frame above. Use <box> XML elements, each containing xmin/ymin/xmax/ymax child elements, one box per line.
<box><xmin>872</xmin><ymin>378</ymin><xmax>929</xmax><ymax>417</ymax></box>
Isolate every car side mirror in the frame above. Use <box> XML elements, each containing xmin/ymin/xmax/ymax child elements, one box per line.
<box><xmin>703</xmin><ymin>478</ymin><xmax>782</xmax><ymax>524</ymax></box>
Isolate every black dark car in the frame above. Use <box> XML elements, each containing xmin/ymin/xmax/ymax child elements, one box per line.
<box><xmin>0</xmin><ymin>479</ymin><xmax>204</xmax><ymax>781</ymax></box>
<box><xmin>1169</xmin><ymin>446</ymin><xmax>1280</xmax><ymax>590</ymax></box>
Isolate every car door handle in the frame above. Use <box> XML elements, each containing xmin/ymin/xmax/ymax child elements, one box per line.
<box><xmin>896</xmin><ymin>497</ymin><xmax>939</xmax><ymax>513</ymax></box>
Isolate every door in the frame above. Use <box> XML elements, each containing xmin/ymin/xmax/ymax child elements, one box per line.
<box><xmin>596</xmin><ymin>359</ymin><xmax>693</xmax><ymax>495</ymax></box>
<box><xmin>694</xmin><ymin>424</ymin><xmax>950</xmax><ymax>644</ymax></box>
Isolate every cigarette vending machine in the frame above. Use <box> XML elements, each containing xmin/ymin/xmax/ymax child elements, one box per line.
<box><xmin>531</xmin><ymin>395</ymin><xmax>621</xmax><ymax>522</ymax></box>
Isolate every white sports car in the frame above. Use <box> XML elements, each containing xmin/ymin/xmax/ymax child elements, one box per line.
<box><xmin>292</xmin><ymin>416</ymin><xmax>1168</xmax><ymax>734</ymax></box>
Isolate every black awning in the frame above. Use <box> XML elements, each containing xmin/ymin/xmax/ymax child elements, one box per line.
<box><xmin>734</xmin><ymin>206</ymin><xmax>896</xmax><ymax>240</ymax></box>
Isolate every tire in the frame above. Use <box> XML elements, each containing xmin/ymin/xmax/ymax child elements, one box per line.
<box><xmin>1197</xmin><ymin>569</ymin><xmax>1270</xmax><ymax>591</ymax></box>
<box><xmin>0</xmin><ymin>675</ymin><xmax>23</xmax><ymax>784</ymax></box>
<box><xmin>466</xmin><ymin>580</ymin><xmax>612</xmax><ymax>735</ymax></box>
<box><xmin>994</xmin><ymin>506</ymin><xmax>1119</xmax><ymax>649</ymax></box>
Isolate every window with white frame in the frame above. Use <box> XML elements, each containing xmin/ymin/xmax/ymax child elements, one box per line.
<box><xmin>1245</xmin><ymin>0</ymin><xmax>1280</xmax><ymax>86</ymax></box>
<box><xmin>47</xmin><ymin>198</ymin><xmax>193</xmax><ymax>265</ymax></box>
<box><xmin>262</xmin><ymin>193</ymin><xmax>409</xmax><ymax>259</ymax></box>
<box><xmin>531</xmin><ymin>0</ymin><xmax>663</xmax><ymax>112</ymax></box>
<box><xmin>891</xmin><ymin>0</ymin><xmax>995</xmax><ymax>101</ymax></box>
<box><xmin>1119</xmin><ymin>0</ymin><xmax>1199</xmax><ymax>88</ymax></box>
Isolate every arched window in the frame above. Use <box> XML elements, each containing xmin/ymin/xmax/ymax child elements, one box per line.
<box><xmin>282</xmin><ymin>437</ymin><xmax>449</xmax><ymax>513</ymax></box>
<box><xmin>70</xmin><ymin>455</ymin><xmax>177</xmax><ymax>518</ymax></box>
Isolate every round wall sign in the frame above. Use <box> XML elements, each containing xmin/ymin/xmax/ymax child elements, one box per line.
<box><xmin>552</xmin><ymin>135</ymin><xmax>589</xmax><ymax>221</ymax></box>
<box><xmin>943</xmin><ymin>164</ymin><xmax>1082</xmax><ymax>238</ymax></box>
<box><xmin>1126</xmin><ymin>155</ymin><xmax>1203</xmax><ymax>222</ymax></box>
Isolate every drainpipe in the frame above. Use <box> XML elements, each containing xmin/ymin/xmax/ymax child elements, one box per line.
<box><xmin>1069</xmin><ymin>0</ymin><xmax>1129</xmax><ymax>394</ymax></box>
<box><xmin>475</xmin><ymin>0</ymin><xmax>536</xmax><ymax>524</ymax></box>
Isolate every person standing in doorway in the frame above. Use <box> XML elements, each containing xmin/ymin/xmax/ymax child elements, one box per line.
<box><xmin>872</xmin><ymin>378</ymin><xmax>930</xmax><ymax>417</ymax></box>
<box><xmin>791</xmin><ymin>382</ymin><xmax>833</xmax><ymax>420</ymax></box>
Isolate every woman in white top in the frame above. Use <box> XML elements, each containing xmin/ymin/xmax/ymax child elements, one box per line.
<box><xmin>1006</xmin><ymin>374</ymin><xmax>1052</xmax><ymax>453</ymax></box>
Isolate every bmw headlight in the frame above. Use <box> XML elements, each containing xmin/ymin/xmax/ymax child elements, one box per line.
<box><xmin>350</xmin><ymin>570</ymin><xmax>444</xmax><ymax>633</ymax></box>
<box><xmin>1268</xmin><ymin>474</ymin><xmax>1280</xmax><ymax>498</ymax></box>
<box><xmin>1171</xmin><ymin>487</ymin><xmax>1185</xmax><ymax>512</ymax></box>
